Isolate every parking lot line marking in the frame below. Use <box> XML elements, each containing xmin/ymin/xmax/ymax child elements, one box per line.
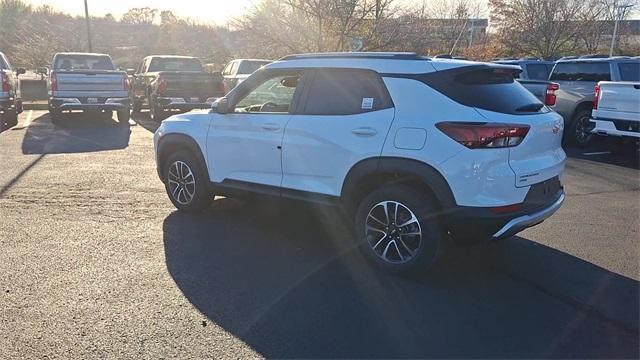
<box><xmin>13</xmin><ymin>110</ymin><xmax>33</xmax><ymax>130</ymax></box>
<box><xmin>583</xmin><ymin>151</ymin><xmax>611</xmax><ymax>156</ymax></box>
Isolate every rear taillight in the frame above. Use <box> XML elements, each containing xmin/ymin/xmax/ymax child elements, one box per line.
<box><xmin>436</xmin><ymin>122</ymin><xmax>530</xmax><ymax>149</ymax></box>
<box><xmin>593</xmin><ymin>83</ymin><xmax>600</xmax><ymax>110</ymax></box>
<box><xmin>50</xmin><ymin>73</ymin><xmax>58</xmax><ymax>91</ymax></box>
<box><xmin>545</xmin><ymin>82</ymin><xmax>559</xmax><ymax>106</ymax></box>
<box><xmin>123</xmin><ymin>75</ymin><xmax>129</xmax><ymax>91</ymax></box>
<box><xmin>1</xmin><ymin>72</ymin><xmax>11</xmax><ymax>92</ymax></box>
<box><xmin>157</xmin><ymin>77</ymin><xmax>167</xmax><ymax>94</ymax></box>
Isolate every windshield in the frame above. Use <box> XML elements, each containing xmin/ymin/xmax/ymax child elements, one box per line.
<box><xmin>237</xmin><ymin>61</ymin><xmax>270</xmax><ymax>75</ymax></box>
<box><xmin>550</xmin><ymin>62</ymin><xmax>611</xmax><ymax>81</ymax></box>
<box><xmin>54</xmin><ymin>55</ymin><xmax>115</xmax><ymax>71</ymax></box>
<box><xmin>148</xmin><ymin>58</ymin><xmax>203</xmax><ymax>72</ymax></box>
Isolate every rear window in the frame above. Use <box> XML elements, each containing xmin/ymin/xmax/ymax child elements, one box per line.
<box><xmin>302</xmin><ymin>69</ymin><xmax>393</xmax><ymax>115</ymax></box>
<box><xmin>526</xmin><ymin>64</ymin><xmax>551</xmax><ymax>80</ymax></box>
<box><xmin>550</xmin><ymin>62</ymin><xmax>611</xmax><ymax>81</ymax></box>
<box><xmin>54</xmin><ymin>55</ymin><xmax>114</xmax><ymax>71</ymax></box>
<box><xmin>618</xmin><ymin>62</ymin><xmax>640</xmax><ymax>81</ymax></box>
<box><xmin>148</xmin><ymin>58</ymin><xmax>203</xmax><ymax>72</ymax></box>
<box><xmin>237</xmin><ymin>61</ymin><xmax>270</xmax><ymax>75</ymax></box>
<box><xmin>422</xmin><ymin>66</ymin><xmax>545</xmax><ymax>115</ymax></box>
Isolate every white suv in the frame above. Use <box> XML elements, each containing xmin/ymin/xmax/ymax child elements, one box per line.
<box><xmin>153</xmin><ymin>52</ymin><xmax>566</xmax><ymax>273</ymax></box>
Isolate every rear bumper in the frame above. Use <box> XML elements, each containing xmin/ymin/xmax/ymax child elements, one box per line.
<box><xmin>447</xmin><ymin>177</ymin><xmax>564</xmax><ymax>241</ymax></box>
<box><xmin>50</xmin><ymin>97</ymin><xmax>130</xmax><ymax>112</ymax></box>
<box><xmin>156</xmin><ymin>96</ymin><xmax>218</xmax><ymax>111</ymax></box>
<box><xmin>591</xmin><ymin>118</ymin><xmax>640</xmax><ymax>139</ymax></box>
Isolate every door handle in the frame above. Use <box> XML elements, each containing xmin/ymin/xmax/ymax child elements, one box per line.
<box><xmin>351</xmin><ymin>127</ymin><xmax>378</xmax><ymax>137</ymax></box>
<box><xmin>261</xmin><ymin>123</ymin><xmax>280</xmax><ymax>131</ymax></box>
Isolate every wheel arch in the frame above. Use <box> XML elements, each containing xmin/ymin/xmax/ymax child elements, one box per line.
<box><xmin>341</xmin><ymin>157</ymin><xmax>457</xmax><ymax>216</ymax></box>
<box><xmin>571</xmin><ymin>101</ymin><xmax>594</xmax><ymax>120</ymax></box>
<box><xmin>156</xmin><ymin>133</ymin><xmax>208</xmax><ymax>183</ymax></box>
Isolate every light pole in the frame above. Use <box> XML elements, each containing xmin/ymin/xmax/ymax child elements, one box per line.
<box><xmin>609</xmin><ymin>3</ymin><xmax>633</xmax><ymax>57</ymax></box>
<box><xmin>84</xmin><ymin>0</ymin><xmax>93</xmax><ymax>52</ymax></box>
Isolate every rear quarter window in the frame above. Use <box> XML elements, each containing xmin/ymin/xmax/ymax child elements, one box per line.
<box><xmin>618</xmin><ymin>62</ymin><xmax>640</xmax><ymax>81</ymax></box>
<box><xmin>550</xmin><ymin>62</ymin><xmax>611</xmax><ymax>81</ymax></box>
<box><xmin>420</xmin><ymin>66</ymin><xmax>545</xmax><ymax>115</ymax></box>
<box><xmin>302</xmin><ymin>69</ymin><xmax>393</xmax><ymax>115</ymax></box>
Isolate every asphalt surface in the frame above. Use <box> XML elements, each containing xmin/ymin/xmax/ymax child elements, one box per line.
<box><xmin>1</xmin><ymin>110</ymin><xmax>638</xmax><ymax>359</ymax></box>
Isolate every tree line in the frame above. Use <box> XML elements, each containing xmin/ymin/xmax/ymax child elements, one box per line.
<box><xmin>0</xmin><ymin>0</ymin><xmax>637</xmax><ymax>70</ymax></box>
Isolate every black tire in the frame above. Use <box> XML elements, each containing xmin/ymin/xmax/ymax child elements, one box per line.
<box><xmin>354</xmin><ymin>184</ymin><xmax>446</xmax><ymax>274</ymax></box>
<box><xmin>2</xmin><ymin>110</ymin><xmax>18</xmax><ymax>129</ymax></box>
<box><xmin>163</xmin><ymin>150</ymin><xmax>212</xmax><ymax>212</ymax></box>
<box><xmin>150</xmin><ymin>98</ymin><xmax>167</xmax><ymax>122</ymax></box>
<box><xmin>566</xmin><ymin>109</ymin><xmax>594</xmax><ymax>147</ymax></box>
<box><xmin>49</xmin><ymin>109</ymin><xmax>63</xmax><ymax>123</ymax></box>
<box><xmin>132</xmin><ymin>101</ymin><xmax>142</xmax><ymax>113</ymax></box>
<box><xmin>117</xmin><ymin>110</ymin><xmax>130</xmax><ymax>125</ymax></box>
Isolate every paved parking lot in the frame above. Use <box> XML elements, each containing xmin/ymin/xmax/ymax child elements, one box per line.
<box><xmin>1</xmin><ymin>110</ymin><xmax>639</xmax><ymax>358</ymax></box>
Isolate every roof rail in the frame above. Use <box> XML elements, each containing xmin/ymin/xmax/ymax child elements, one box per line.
<box><xmin>279</xmin><ymin>52</ymin><xmax>430</xmax><ymax>61</ymax></box>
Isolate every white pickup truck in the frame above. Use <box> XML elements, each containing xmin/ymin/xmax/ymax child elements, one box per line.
<box><xmin>47</xmin><ymin>52</ymin><xmax>130</xmax><ymax>124</ymax></box>
<box><xmin>590</xmin><ymin>81</ymin><xmax>640</xmax><ymax>150</ymax></box>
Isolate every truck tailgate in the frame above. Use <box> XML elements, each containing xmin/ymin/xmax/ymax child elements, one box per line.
<box><xmin>597</xmin><ymin>81</ymin><xmax>640</xmax><ymax>115</ymax></box>
<box><xmin>55</xmin><ymin>71</ymin><xmax>125</xmax><ymax>92</ymax></box>
<box><xmin>160</xmin><ymin>72</ymin><xmax>224</xmax><ymax>97</ymax></box>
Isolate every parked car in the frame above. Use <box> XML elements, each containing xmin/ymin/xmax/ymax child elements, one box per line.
<box><xmin>47</xmin><ymin>52</ymin><xmax>130</xmax><ymax>124</ymax></box>
<box><xmin>153</xmin><ymin>53</ymin><xmax>566</xmax><ymax>274</ymax></box>
<box><xmin>492</xmin><ymin>59</ymin><xmax>559</xmax><ymax>104</ymax></box>
<box><xmin>221</xmin><ymin>59</ymin><xmax>272</xmax><ymax>93</ymax></box>
<box><xmin>0</xmin><ymin>51</ymin><xmax>25</xmax><ymax>130</ymax></box>
<box><xmin>130</xmin><ymin>55</ymin><xmax>225</xmax><ymax>121</ymax></box>
<box><xmin>549</xmin><ymin>57</ymin><xmax>640</xmax><ymax>146</ymax></box>
<box><xmin>591</xmin><ymin>80</ymin><xmax>640</xmax><ymax>152</ymax></box>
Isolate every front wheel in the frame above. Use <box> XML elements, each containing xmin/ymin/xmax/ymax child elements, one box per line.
<box><xmin>566</xmin><ymin>109</ymin><xmax>594</xmax><ymax>147</ymax></box>
<box><xmin>163</xmin><ymin>151</ymin><xmax>212</xmax><ymax>212</ymax></box>
<box><xmin>354</xmin><ymin>184</ymin><xmax>446</xmax><ymax>274</ymax></box>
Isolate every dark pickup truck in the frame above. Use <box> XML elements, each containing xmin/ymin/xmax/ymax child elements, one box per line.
<box><xmin>130</xmin><ymin>56</ymin><xmax>225</xmax><ymax>121</ymax></box>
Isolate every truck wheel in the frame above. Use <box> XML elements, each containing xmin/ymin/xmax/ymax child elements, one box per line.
<box><xmin>566</xmin><ymin>109</ymin><xmax>594</xmax><ymax>147</ymax></box>
<box><xmin>163</xmin><ymin>150</ymin><xmax>212</xmax><ymax>212</ymax></box>
<box><xmin>2</xmin><ymin>110</ymin><xmax>18</xmax><ymax>129</ymax></box>
<box><xmin>132</xmin><ymin>101</ymin><xmax>142</xmax><ymax>113</ymax></box>
<box><xmin>49</xmin><ymin>109</ymin><xmax>63</xmax><ymax>123</ymax></box>
<box><xmin>117</xmin><ymin>110</ymin><xmax>130</xmax><ymax>125</ymax></box>
<box><xmin>354</xmin><ymin>184</ymin><xmax>446</xmax><ymax>274</ymax></box>
<box><xmin>150</xmin><ymin>99</ymin><xmax>166</xmax><ymax>122</ymax></box>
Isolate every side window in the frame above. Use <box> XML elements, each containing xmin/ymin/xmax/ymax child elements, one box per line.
<box><xmin>233</xmin><ymin>74</ymin><xmax>301</xmax><ymax>114</ymax></box>
<box><xmin>526</xmin><ymin>64</ymin><xmax>550</xmax><ymax>80</ymax></box>
<box><xmin>618</xmin><ymin>62</ymin><xmax>640</xmax><ymax>81</ymax></box>
<box><xmin>230</xmin><ymin>61</ymin><xmax>239</xmax><ymax>76</ymax></box>
<box><xmin>302</xmin><ymin>69</ymin><xmax>393</xmax><ymax>115</ymax></box>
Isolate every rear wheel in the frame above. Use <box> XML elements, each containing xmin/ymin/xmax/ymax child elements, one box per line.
<box><xmin>150</xmin><ymin>98</ymin><xmax>167</xmax><ymax>122</ymax></box>
<box><xmin>163</xmin><ymin>151</ymin><xmax>212</xmax><ymax>212</ymax></box>
<box><xmin>354</xmin><ymin>184</ymin><xmax>446</xmax><ymax>274</ymax></box>
<box><xmin>117</xmin><ymin>110</ymin><xmax>130</xmax><ymax>125</ymax></box>
<box><xmin>2</xmin><ymin>110</ymin><xmax>18</xmax><ymax>129</ymax></box>
<box><xmin>566</xmin><ymin>109</ymin><xmax>594</xmax><ymax>147</ymax></box>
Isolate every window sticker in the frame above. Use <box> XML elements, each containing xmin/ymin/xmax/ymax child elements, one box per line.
<box><xmin>361</xmin><ymin>97</ymin><xmax>374</xmax><ymax>110</ymax></box>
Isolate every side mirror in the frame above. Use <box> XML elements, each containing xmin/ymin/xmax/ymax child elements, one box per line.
<box><xmin>36</xmin><ymin>67</ymin><xmax>48</xmax><ymax>75</ymax></box>
<box><xmin>16</xmin><ymin>67</ymin><xmax>26</xmax><ymax>76</ymax></box>
<box><xmin>126</xmin><ymin>69</ymin><xmax>136</xmax><ymax>76</ymax></box>
<box><xmin>211</xmin><ymin>98</ymin><xmax>230</xmax><ymax>114</ymax></box>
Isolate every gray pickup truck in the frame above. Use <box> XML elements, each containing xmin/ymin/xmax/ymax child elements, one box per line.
<box><xmin>549</xmin><ymin>57</ymin><xmax>640</xmax><ymax>146</ymax></box>
<box><xmin>47</xmin><ymin>52</ymin><xmax>130</xmax><ymax>124</ymax></box>
<box><xmin>0</xmin><ymin>51</ymin><xmax>25</xmax><ymax>130</ymax></box>
<box><xmin>492</xmin><ymin>59</ymin><xmax>558</xmax><ymax>104</ymax></box>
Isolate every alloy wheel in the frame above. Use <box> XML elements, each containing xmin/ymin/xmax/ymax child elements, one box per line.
<box><xmin>365</xmin><ymin>201</ymin><xmax>422</xmax><ymax>264</ymax></box>
<box><xmin>575</xmin><ymin>115</ymin><xmax>594</xmax><ymax>144</ymax></box>
<box><xmin>167</xmin><ymin>161</ymin><xmax>196</xmax><ymax>205</ymax></box>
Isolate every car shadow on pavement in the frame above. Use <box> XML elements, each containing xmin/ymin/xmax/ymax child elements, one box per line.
<box><xmin>21</xmin><ymin>112</ymin><xmax>131</xmax><ymax>154</ymax></box>
<box><xmin>162</xmin><ymin>198</ymin><xmax>639</xmax><ymax>359</ymax></box>
<box><xmin>131</xmin><ymin>111</ymin><xmax>161</xmax><ymax>133</ymax></box>
<box><xmin>564</xmin><ymin>144</ymin><xmax>640</xmax><ymax>171</ymax></box>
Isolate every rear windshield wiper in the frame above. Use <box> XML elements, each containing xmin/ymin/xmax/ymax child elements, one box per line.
<box><xmin>515</xmin><ymin>103</ymin><xmax>544</xmax><ymax>112</ymax></box>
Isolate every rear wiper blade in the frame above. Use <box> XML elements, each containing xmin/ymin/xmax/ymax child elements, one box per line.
<box><xmin>515</xmin><ymin>103</ymin><xmax>544</xmax><ymax>112</ymax></box>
